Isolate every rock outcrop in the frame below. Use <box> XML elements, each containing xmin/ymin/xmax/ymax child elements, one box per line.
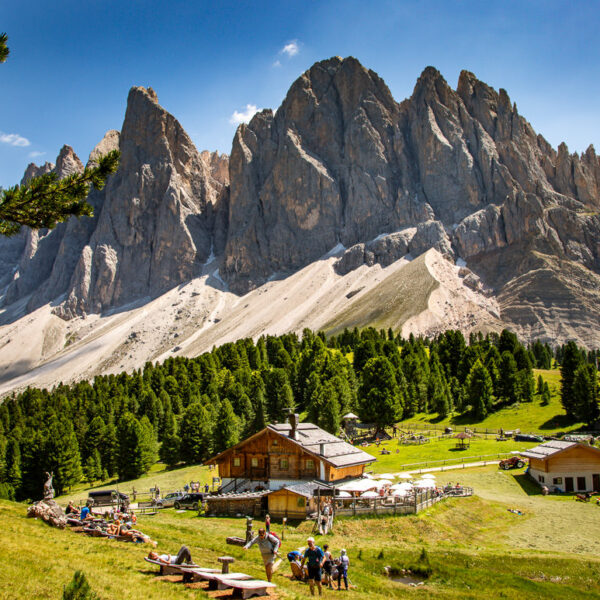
<box><xmin>1</xmin><ymin>57</ymin><xmax>600</xmax><ymax>348</ymax></box>
<box><xmin>59</xmin><ymin>86</ymin><xmax>226</xmax><ymax>316</ymax></box>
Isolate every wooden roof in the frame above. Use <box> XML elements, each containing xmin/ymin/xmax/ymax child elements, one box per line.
<box><xmin>521</xmin><ymin>441</ymin><xmax>600</xmax><ymax>461</ymax></box>
<box><xmin>205</xmin><ymin>422</ymin><xmax>375</xmax><ymax>469</ymax></box>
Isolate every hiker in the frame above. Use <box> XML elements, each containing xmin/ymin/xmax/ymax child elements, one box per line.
<box><xmin>301</xmin><ymin>537</ymin><xmax>324</xmax><ymax>596</ymax></box>
<box><xmin>322</xmin><ymin>544</ymin><xmax>334</xmax><ymax>589</ymax></box>
<box><xmin>337</xmin><ymin>548</ymin><xmax>350</xmax><ymax>590</ymax></box>
<box><xmin>184</xmin><ymin>483</ymin><xmax>190</xmax><ymax>493</ymax></box>
<box><xmin>243</xmin><ymin>527</ymin><xmax>280</xmax><ymax>582</ymax></box>
<box><xmin>155</xmin><ymin>485</ymin><xmax>160</xmax><ymax>499</ymax></box>
<box><xmin>65</xmin><ymin>501</ymin><xmax>77</xmax><ymax>515</ymax></box>
<box><xmin>148</xmin><ymin>545</ymin><xmax>193</xmax><ymax>565</ymax></box>
<box><xmin>265</xmin><ymin>513</ymin><xmax>271</xmax><ymax>533</ymax></box>
<box><xmin>204</xmin><ymin>483</ymin><xmax>209</xmax><ymax>493</ymax></box>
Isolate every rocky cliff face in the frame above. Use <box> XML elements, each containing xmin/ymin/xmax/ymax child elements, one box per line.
<box><xmin>1</xmin><ymin>57</ymin><xmax>599</xmax><ymax>347</ymax></box>
<box><xmin>58</xmin><ymin>86</ymin><xmax>225</xmax><ymax>317</ymax></box>
<box><xmin>2</xmin><ymin>89</ymin><xmax>226</xmax><ymax>320</ymax></box>
<box><xmin>221</xmin><ymin>57</ymin><xmax>600</xmax><ymax>344</ymax></box>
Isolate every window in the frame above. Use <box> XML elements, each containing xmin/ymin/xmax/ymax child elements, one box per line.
<box><xmin>280</xmin><ymin>458</ymin><xmax>289</xmax><ymax>470</ymax></box>
<box><xmin>553</xmin><ymin>477</ymin><xmax>562</xmax><ymax>485</ymax></box>
<box><xmin>251</xmin><ymin>457</ymin><xmax>259</xmax><ymax>468</ymax></box>
<box><xmin>272</xmin><ymin>439</ymin><xmax>278</xmax><ymax>446</ymax></box>
<box><xmin>297</xmin><ymin>497</ymin><xmax>306</xmax><ymax>507</ymax></box>
<box><xmin>538</xmin><ymin>475</ymin><xmax>545</xmax><ymax>483</ymax></box>
<box><xmin>233</xmin><ymin>457</ymin><xmax>241</xmax><ymax>467</ymax></box>
<box><xmin>305</xmin><ymin>459</ymin><xmax>314</xmax><ymax>470</ymax></box>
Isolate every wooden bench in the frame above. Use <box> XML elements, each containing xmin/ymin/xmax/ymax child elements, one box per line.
<box><xmin>144</xmin><ymin>557</ymin><xmax>219</xmax><ymax>579</ymax></box>
<box><xmin>219</xmin><ymin>578</ymin><xmax>277</xmax><ymax>598</ymax></box>
<box><xmin>189</xmin><ymin>571</ymin><xmax>252</xmax><ymax>590</ymax></box>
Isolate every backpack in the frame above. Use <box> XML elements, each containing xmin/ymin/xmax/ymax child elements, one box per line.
<box><xmin>268</xmin><ymin>531</ymin><xmax>282</xmax><ymax>551</ymax></box>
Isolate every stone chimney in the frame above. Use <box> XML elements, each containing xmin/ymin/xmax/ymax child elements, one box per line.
<box><xmin>289</xmin><ymin>412</ymin><xmax>299</xmax><ymax>440</ymax></box>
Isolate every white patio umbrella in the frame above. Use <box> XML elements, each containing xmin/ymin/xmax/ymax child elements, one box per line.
<box><xmin>391</xmin><ymin>482</ymin><xmax>413</xmax><ymax>490</ymax></box>
<box><xmin>338</xmin><ymin>479</ymin><xmax>378</xmax><ymax>492</ymax></box>
<box><xmin>391</xmin><ymin>488</ymin><xmax>410</xmax><ymax>496</ymax></box>
<box><xmin>415</xmin><ymin>479</ymin><xmax>436</xmax><ymax>488</ymax></box>
<box><xmin>363</xmin><ymin>473</ymin><xmax>375</xmax><ymax>479</ymax></box>
<box><xmin>421</xmin><ymin>474</ymin><xmax>436</xmax><ymax>480</ymax></box>
<box><xmin>361</xmin><ymin>490</ymin><xmax>379</xmax><ymax>498</ymax></box>
<box><xmin>375</xmin><ymin>479</ymin><xmax>393</xmax><ymax>488</ymax></box>
<box><xmin>336</xmin><ymin>491</ymin><xmax>352</xmax><ymax>498</ymax></box>
<box><xmin>398</xmin><ymin>473</ymin><xmax>413</xmax><ymax>479</ymax></box>
<box><xmin>376</xmin><ymin>473</ymin><xmax>396</xmax><ymax>479</ymax></box>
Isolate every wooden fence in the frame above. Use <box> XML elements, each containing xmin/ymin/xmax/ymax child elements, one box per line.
<box><xmin>332</xmin><ymin>487</ymin><xmax>473</xmax><ymax>517</ymax></box>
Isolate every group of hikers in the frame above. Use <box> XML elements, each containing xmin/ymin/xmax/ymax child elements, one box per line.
<box><xmin>242</xmin><ymin>524</ymin><xmax>350</xmax><ymax>595</ymax></box>
<box><xmin>287</xmin><ymin>539</ymin><xmax>350</xmax><ymax>594</ymax></box>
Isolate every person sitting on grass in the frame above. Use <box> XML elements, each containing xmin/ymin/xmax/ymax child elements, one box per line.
<box><xmin>244</xmin><ymin>527</ymin><xmax>280</xmax><ymax>582</ymax></box>
<box><xmin>79</xmin><ymin>503</ymin><xmax>93</xmax><ymax>520</ymax></box>
<box><xmin>148</xmin><ymin>545</ymin><xmax>194</xmax><ymax>565</ymax></box>
<box><xmin>301</xmin><ymin>537</ymin><xmax>324</xmax><ymax>596</ymax></box>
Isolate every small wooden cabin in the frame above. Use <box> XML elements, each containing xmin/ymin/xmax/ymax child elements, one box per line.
<box><xmin>267</xmin><ymin>482</ymin><xmax>326</xmax><ymax>519</ymax></box>
<box><xmin>521</xmin><ymin>441</ymin><xmax>600</xmax><ymax>492</ymax></box>
<box><xmin>205</xmin><ymin>413</ymin><xmax>375</xmax><ymax>493</ymax></box>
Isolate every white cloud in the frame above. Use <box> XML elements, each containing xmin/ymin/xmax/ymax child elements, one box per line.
<box><xmin>272</xmin><ymin>60</ymin><xmax>282</xmax><ymax>68</ymax></box>
<box><xmin>280</xmin><ymin>40</ymin><xmax>300</xmax><ymax>57</ymax></box>
<box><xmin>0</xmin><ymin>132</ymin><xmax>30</xmax><ymax>147</ymax></box>
<box><xmin>229</xmin><ymin>104</ymin><xmax>259</xmax><ymax>125</ymax></box>
<box><xmin>28</xmin><ymin>150</ymin><xmax>45</xmax><ymax>158</ymax></box>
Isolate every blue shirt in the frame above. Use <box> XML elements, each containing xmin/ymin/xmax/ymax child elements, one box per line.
<box><xmin>288</xmin><ymin>551</ymin><xmax>302</xmax><ymax>562</ymax></box>
<box><xmin>303</xmin><ymin>546</ymin><xmax>324</xmax><ymax>566</ymax></box>
<box><xmin>80</xmin><ymin>506</ymin><xmax>90</xmax><ymax>519</ymax></box>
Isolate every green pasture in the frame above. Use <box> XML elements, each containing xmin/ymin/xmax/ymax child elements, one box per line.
<box><xmin>366</xmin><ymin>436</ymin><xmax>539</xmax><ymax>473</ymax></box>
<box><xmin>398</xmin><ymin>369</ymin><xmax>584</xmax><ymax>435</ymax></box>
<box><xmin>5</xmin><ymin>461</ymin><xmax>600</xmax><ymax>599</ymax></box>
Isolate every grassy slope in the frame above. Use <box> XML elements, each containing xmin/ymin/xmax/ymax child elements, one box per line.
<box><xmin>323</xmin><ymin>253</ymin><xmax>438</xmax><ymax>336</ymax></box>
<box><xmin>58</xmin><ymin>463</ymin><xmax>215</xmax><ymax>505</ymax></box>
<box><xmin>5</xmin><ymin>468</ymin><xmax>600</xmax><ymax>600</ymax></box>
<box><xmin>398</xmin><ymin>369</ymin><xmax>584</xmax><ymax>435</ymax></box>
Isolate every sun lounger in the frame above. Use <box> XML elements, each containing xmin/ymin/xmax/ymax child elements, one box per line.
<box><xmin>144</xmin><ymin>558</ymin><xmax>219</xmax><ymax>578</ymax></box>
<box><xmin>219</xmin><ymin>578</ymin><xmax>277</xmax><ymax>598</ymax></box>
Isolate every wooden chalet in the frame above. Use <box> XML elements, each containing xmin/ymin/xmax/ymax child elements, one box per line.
<box><xmin>205</xmin><ymin>413</ymin><xmax>375</xmax><ymax>493</ymax></box>
<box><xmin>521</xmin><ymin>441</ymin><xmax>600</xmax><ymax>493</ymax></box>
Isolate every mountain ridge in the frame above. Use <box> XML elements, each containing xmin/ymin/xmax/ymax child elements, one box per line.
<box><xmin>0</xmin><ymin>56</ymin><xmax>599</xmax><ymax>393</ymax></box>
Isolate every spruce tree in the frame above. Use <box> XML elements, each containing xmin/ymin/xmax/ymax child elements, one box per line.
<box><xmin>62</xmin><ymin>571</ymin><xmax>99</xmax><ymax>600</ymax></box>
<box><xmin>117</xmin><ymin>413</ymin><xmax>151</xmax><ymax>480</ymax></box>
<box><xmin>46</xmin><ymin>420</ymin><xmax>83</xmax><ymax>495</ymax></box>
<box><xmin>465</xmin><ymin>360</ymin><xmax>493</xmax><ymax>419</ymax></box>
<box><xmin>180</xmin><ymin>402</ymin><xmax>213</xmax><ymax>463</ymax></box>
<box><xmin>4</xmin><ymin>438</ymin><xmax>21</xmax><ymax>490</ymax></box>
<box><xmin>213</xmin><ymin>399</ymin><xmax>240</xmax><ymax>454</ymax></box>
<box><xmin>359</xmin><ymin>357</ymin><xmax>401</xmax><ymax>428</ymax></box>
<box><xmin>561</xmin><ymin>341</ymin><xmax>583</xmax><ymax>417</ymax></box>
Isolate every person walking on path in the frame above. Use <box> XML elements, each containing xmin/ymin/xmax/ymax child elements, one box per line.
<box><xmin>265</xmin><ymin>513</ymin><xmax>271</xmax><ymax>533</ymax></box>
<box><xmin>243</xmin><ymin>527</ymin><xmax>280</xmax><ymax>582</ymax></box>
<box><xmin>301</xmin><ymin>537</ymin><xmax>325</xmax><ymax>596</ymax></box>
<box><xmin>337</xmin><ymin>548</ymin><xmax>350</xmax><ymax>590</ymax></box>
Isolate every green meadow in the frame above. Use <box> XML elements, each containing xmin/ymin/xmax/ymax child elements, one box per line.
<box><xmin>4</xmin><ymin>462</ymin><xmax>600</xmax><ymax>599</ymax></box>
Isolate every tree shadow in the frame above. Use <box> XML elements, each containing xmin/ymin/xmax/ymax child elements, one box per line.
<box><xmin>538</xmin><ymin>414</ymin><xmax>580</xmax><ymax>431</ymax></box>
<box><xmin>512</xmin><ymin>473</ymin><xmax>542</xmax><ymax>496</ymax></box>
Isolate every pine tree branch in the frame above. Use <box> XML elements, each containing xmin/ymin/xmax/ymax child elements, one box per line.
<box><xmin>0</xmin><ymin>150</ymin><xmax>120</xmax><ymax>236</ymax></box>
<box><xmin>0</xmin><ymin>33</ymin><xmax>9</xmax><ymax>63</ymax></box>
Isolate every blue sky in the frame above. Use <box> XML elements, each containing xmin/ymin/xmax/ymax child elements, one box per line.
<box><xmin>1</xmin><ymin>0</ymin><xmax>599</xmax><ymax>188</ymax></box>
